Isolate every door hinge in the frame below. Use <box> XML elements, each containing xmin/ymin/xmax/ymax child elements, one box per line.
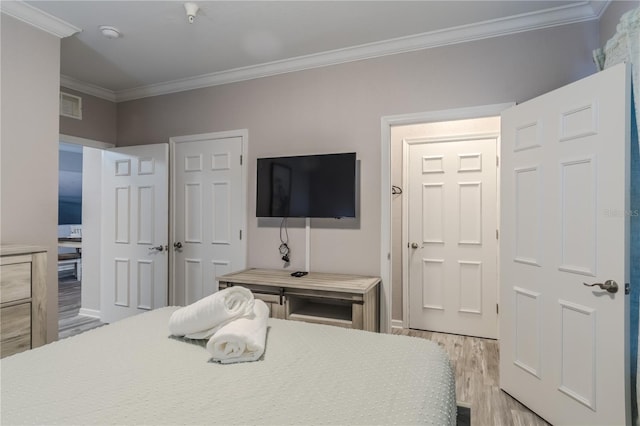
<box><xmin>496</xmin><ymin>303</ymin><xmax>499</xmax><ymax>314</ymax></box>
<box><xmin>240</xmin><ymin>155</ymin><xmax>243</xmax><ymax>165</ymax></box>
<box><xmin>239</xmin><ymin>230</ymin><xmax>243</xmax><ymax>240</ymax></box>
<box><xmin>496</xmin><ymin>156</ymin><xmax>499</xmax><ymax>167</ymax></box>
<box><xmin>496</xmin><ymin>229</ymin><xmax>499</xmax><ymax>240</ymax></box>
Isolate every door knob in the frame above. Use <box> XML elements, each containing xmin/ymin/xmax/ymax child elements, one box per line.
<box><xmin>411</xmin><ymin>242</ymin><xmax>419</xmax><ymax>249</ymax></box>
<box><xmin>583</xmin><ymin>279</ymin><xmax>618</xmax><ymax>294</ymax></box>
<box><xmin>148</xmin><ymin>245</ymin><xmax>164</xmax><ymax>252</ymax></box>
<box><xmin>173</xmin><ymin>242</ymin><xmax>183</xmax><ymax>249</ymax></box>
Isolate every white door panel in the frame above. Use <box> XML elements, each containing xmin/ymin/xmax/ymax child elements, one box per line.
<box><xmin>172</xmin><ymin>135</ymin><xmax>246</xmax><ymax>305</ymax></box>
<box><xmin>500</xmin><ymin>63</ymin><xmax>630</xmax><ymax>425</ymax></box>
<box><xmin>101</xmin><ymin>144</ymin><xmax>169</xmax><ymax>323</ymax></box>
<box><xmin>408</xmin><ymin>135</ymin><xmax>498</xmax><ymax>338</ymax></box>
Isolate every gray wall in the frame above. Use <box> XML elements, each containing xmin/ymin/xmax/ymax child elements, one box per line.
<box><xmin>599</xmin><ymin>1</ymin><xmax>638</xmax><ymax>44</ymax></box>
<box><xmin>59</xmin><ymin>87</ymin><xmax>117</xmax><ymax>144</ymax></box>
<box><xmin>116</xmin><ymin>22</ymin><xmax>600</xmax><ymax>304</ymax></box>
<box><xmin>1</xmin><ymin>14</ymin><xmax>61</xmax><ymax>342</ymax></box>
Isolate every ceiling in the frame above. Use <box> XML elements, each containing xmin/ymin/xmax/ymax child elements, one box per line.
<box><xmin>12</xmin><ymin>1</ymin><xmax>609</xmax><ymax>101</ymax></box>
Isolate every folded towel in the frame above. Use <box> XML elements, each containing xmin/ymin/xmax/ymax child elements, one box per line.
<box><xmin>169</xmin><ymin>286</ymin><xmax>255</xmax><ymax>339</ymax></box>
<box><xmin>206</xmin><ymin>299</ymin><xmax>269</xmax><ymax>364</ymax></box>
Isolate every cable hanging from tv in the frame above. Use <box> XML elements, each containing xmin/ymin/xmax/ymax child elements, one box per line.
<box><xmin>279</xmin><ymin>217</ymin><xmax>290</xmax><ymax>264</ymax></box>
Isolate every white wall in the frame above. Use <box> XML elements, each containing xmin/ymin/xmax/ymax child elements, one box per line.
<box><xmin>79</xmin><ymin>147</ymin><xmax>102</xmax><ymax>317</ymax></box>
<box><xmin>1</xmin><ymin>14</ymin><xmax>61</xmax><ymax>342</ymax></box>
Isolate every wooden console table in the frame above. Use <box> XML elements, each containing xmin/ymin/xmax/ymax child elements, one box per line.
<box><xmin>218</xmin><ymin>268</ymin><xmax>380</xmax><ymax>332</ymax></box>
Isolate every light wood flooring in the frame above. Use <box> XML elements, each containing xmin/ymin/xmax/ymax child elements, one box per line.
<box><xmin>392</xmin><ymin>328</ymin><xmax>550</xmax><ymax>426</ymax></box>
<box><xmin>58</xmin><ymin>276</ymin><xmax>104</xmax><ymax>340</ymax></box>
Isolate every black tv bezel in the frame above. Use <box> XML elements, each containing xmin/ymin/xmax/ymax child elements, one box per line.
<box><xmin>255</xmin><ymin>152</ymin><xmax>357</xmax><ymax>219</ymax></box>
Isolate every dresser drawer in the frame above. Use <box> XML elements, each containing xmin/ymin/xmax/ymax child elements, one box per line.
<box><xmin>0</xmin><ymin>302</ymin><xmax>31</xmax><ymax>357</ymax></box>
<box><xmin>0</xmin><ymin>262</ymin><xmax>31</xmax><ymax>304</ymax></box>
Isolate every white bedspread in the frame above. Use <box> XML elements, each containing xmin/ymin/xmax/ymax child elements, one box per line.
<box><xmin>1</xmin><ymin>307</ymin><xmax>456</xmax><ymax>425</ymax></box>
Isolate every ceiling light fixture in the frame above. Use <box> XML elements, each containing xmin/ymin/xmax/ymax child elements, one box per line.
<box><xmin>99</xmin><ymin>25</ymin><xmax>121</xmax><ymax>39</ymax></box>
<box><xmin>184</xmin><ymin>2</ymin><xmax>199</xmax><ymax>24</ymax></box>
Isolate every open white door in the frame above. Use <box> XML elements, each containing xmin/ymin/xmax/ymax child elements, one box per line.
<box><xmin>101</xmin><ymin>144</ymin><xmax>169</xmax><ymax>323</ymax></box>
<box><xmin>500</xmin><ymin>63</ymin><xmax>630</xmax><ymax>425</ymax></box>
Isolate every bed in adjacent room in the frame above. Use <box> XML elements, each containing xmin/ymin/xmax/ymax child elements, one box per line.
<box><xmin>1</xmin><ymin>307</ymin><xmax>456</xmax><ymax>425</ymax></box>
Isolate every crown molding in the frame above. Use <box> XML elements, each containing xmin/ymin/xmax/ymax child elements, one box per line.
<box><xmin>589</xmin><ymin>0</ymin><xmax>612</xmax><ymax>19</ymax></box>
<box><xmin>59</xmin><ymin>1</ymin><xmax>605</xmax><ymax>102</ymax></box>
<box><xmin>0</xmin><ymin>1</ymin><xmax>80</xmax><ymax>38</ymax></box>
<box><xmin>114</xmin><ymin>1</ymin><xmax>604</xmax><ymax>102</ymax></box>
<box><xmin>60</xmin><ymin>75</ymin><xmax>117</xmax><ymax>103</ymax></box>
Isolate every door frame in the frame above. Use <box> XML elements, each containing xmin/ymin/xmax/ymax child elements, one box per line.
<box><xmin>168</xmin><ymin>129</ymin><xmax>248</xmax><ymax>306</ymax></box>
<box><xmin>59</xmin><ymin>134</ymin><xmax>115</xmax><ymax>320</ymax></box>
<box><xmin>401</xmin><ymin>131</ymin><xmax>500</xmax><ymax>334</ymax></box>
<box><xmin>60</xmin><ymin>134</ymin><xmax>114</xmax><ymax>150</ymax></box>
<box><xmin>380</xmin><ymin>103</ymin><xmax>513</xmax><ymax>332</ymax></box>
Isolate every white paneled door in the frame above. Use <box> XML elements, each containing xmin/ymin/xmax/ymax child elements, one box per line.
<box><xmin>407</xmin><ymin>134</ymin><xmax>498</xmax><ymax>339</ymax></box>
<box><xmin>101</xmin><ymin>144</ymin><xmax>168</xmax><ymax>323</ymax></box>
<box><xmin>500</xmin><ymin>63</ymin><xmax>630</xmax><ymax>425</ymax></box>
<box><xmin>172</xmin><ymin>133</ymin><xmax>246</xmax><ymax>305</ymax></box>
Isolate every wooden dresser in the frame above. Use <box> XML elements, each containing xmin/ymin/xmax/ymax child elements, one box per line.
<box><xmin>218</xmin><ymin>268</ymin><xmax>380</xmax><ymax>332</ymax></box>
<box><xmin>0</xmin><ymin>245</ymin><xmax>47</xmax><ymax>358</ymax></box>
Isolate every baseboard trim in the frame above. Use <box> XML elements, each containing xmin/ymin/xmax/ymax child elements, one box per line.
<box><xmin>79</xmin><ymin>308</ymin><xmax>101</xmax><ymax>319</ymax></box>
<box><xmin>392</xmin><ymin>319</ymin><xmax>405</xmax><ymax>330</ymax></box>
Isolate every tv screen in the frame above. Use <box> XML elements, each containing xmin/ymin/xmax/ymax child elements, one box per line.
<box><xmin>256</xmin><ymin>152</ymin><xmax>356</xmax><ymax>218</ymax></box>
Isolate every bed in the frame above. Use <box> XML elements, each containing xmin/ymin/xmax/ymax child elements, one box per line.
<box><xmin>1</xmin><ymin>307</ymin><xmax>456</xmax><ymax>425</ymax></box>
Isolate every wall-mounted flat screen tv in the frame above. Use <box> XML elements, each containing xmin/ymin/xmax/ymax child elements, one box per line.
<box><xmin>256</xmin><ymin>152</ymin><xmax>356</xmax><ymax>218</ymax></box>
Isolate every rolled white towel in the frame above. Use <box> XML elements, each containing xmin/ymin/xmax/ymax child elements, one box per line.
<box><xmin>206</xmin><ymin>299</ymin><xmax>269</xmax><ymax>364</ymax></box>
<box><xmin>169</xmin><ymin>286</ymin><xmax>255</xmax><ymax>339</ymax></box>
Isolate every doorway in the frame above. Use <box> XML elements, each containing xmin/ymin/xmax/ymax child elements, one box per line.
<box><xmin>380</xmin><ymin>103</ymin><xmax>511</xmax><ymax>334</ymax></box>
<box><xmin>58</xmin><ymin>135</ymin><xmax>113</xmax><ymax>338</ymax></box>
<box><xmin>58</xmin><ymin>141</ymin><xmax>87</xmax><ymax>338</ymax></box>
<box><xmin>392</xmin><ymin>116</ymin><xmax>500</xmax><ymax>338</ymax></box>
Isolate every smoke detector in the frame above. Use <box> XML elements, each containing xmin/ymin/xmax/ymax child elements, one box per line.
<box><xmin>99</xmin><ymin>25</ymin><xmax>121</xmax><ymax>39</ymax></box>
<box><xmin>184</xmin><ymin>2</ymin><xmax>199</xmax><ymax>24</ymax></box>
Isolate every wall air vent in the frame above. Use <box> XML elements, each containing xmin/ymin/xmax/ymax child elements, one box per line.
<box><xmin>60</xmin><ymin>92</ymin><xmax>82</xmax><ymax>120</ymax></box>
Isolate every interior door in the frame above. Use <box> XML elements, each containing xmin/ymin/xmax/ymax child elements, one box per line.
<box><xmin>101</xmin><ymin>144</ymin><xmax>169</xmax><ymax>323</ymax></box>
<box><xmin>407</xmin><ymin>135</ymin><xmax>498</xmax><ymax>338</ymax></box>
<box><xmin>172</xmin><ymin>134</ymin><xmax>246</xmax><ymax>305</ymax></box>
<box><xmin>500</xmin><ymin>63</ymin><xmax>630</xmax><ymax>425</ymax></box>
